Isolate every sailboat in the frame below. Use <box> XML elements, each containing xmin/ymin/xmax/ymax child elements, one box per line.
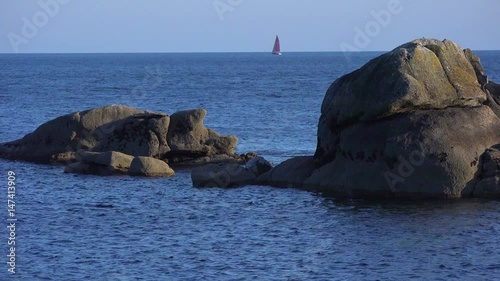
<box><xmin>272</xmin><ymin>35</ymin><xmax>282</xmax><ymax>55</ymax></box>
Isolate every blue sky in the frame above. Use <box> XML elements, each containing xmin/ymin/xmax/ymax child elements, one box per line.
<box><xmin>0</xmin><ymin>0</ymin><xmax>499</xmax><ymax>53</ymax></box>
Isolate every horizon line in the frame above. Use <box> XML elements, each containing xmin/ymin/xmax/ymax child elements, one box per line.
<box><xmin>1</xmin><ymin>49</ymin><xmax>499</xmax><ymax>55</ymax></box>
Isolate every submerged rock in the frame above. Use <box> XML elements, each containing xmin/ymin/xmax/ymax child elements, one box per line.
<box><xmin>191</xmin><ymin>156</ymin><xmax>272</xmax><ymax>188</ymax></box>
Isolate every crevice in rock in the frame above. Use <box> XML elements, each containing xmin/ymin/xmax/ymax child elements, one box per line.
<box><xmin>423</xmin><ymin>45</ymin><xmax>462</xmax><ymax>100</ymax></box>
<box><xmin>483</xmin><ymin>89</ymin><xmax>500</xmax><ymax>119</ymax></box>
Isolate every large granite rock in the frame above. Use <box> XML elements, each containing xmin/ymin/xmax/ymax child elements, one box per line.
<box><xmin>316</xmin><ymin>39</ymin><xmax>487</xmax><ymax>166</ymax></box>
<box><xmin>265</xmin><ymin>38</ymin><xmax>500</xmax><ymax>199</ymax></box>
<box><xmin>0</xmin><ymin>105</ymin><xmax>142</xmax><ymax>163</ymax></box>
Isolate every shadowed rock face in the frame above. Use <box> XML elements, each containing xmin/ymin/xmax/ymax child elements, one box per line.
<box><xmin>93</xmin><ymin>113</ymin><xmax>171</xmax><ymax>158</ymax></box>
<box><xmin>264</xmin><ymin>38</ymin><xmax>500</xmax><ymax>199</ymax></box>
<box><xmin>486</xmin><ymin>81</ymin><xmax>500</xmax><ymax>104</ymax></box>
<box><xmin>307</xmin><ymin>106</ymin><xmax>500</xmax><ymax>198</ymax></box>
<box><xmin>473</xmin><ymin>146</ymin><xmax>500</xmax><ymax>199</ymax></box>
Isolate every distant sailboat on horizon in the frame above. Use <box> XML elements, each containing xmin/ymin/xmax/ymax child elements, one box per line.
<box><xmin>272</xmin><ymin>35</ymin><xmax>282</xmax><ymax>55</ymax></box>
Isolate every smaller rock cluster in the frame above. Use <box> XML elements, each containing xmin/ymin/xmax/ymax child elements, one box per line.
<box><xmin>0</xmin><ymin>105</ymin><xmax>251</xmax><ymax>178</ymax></box>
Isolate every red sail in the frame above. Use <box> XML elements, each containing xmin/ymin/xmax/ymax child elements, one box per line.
<box><xmin>272</xmin><ymin>35</ymin><xmax>281</xmax><ymax>54</ymax></box>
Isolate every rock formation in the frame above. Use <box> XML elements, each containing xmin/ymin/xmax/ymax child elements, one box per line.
<box><xmin>260</xmin><ymin>38</ymin><xmax>500</xmax><ymax>199</ymax></box>
<box><xmin>0</xmin><ymin>105</ymin><xmax>142</xmax><ymax>163</ymax></box>
<box><xmin>0</xmin><ymin>105</ymin><xmax>245</xmax><ymax>177</ymax></box>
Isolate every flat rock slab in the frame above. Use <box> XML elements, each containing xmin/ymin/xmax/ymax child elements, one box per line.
<box><xmin>65</xmin><ymin>151</ymin><xmax>134</xmax><ymax>175</ymax></box>
<box><xmin>129</xmin><ymin>156</ymin><xmax>175</xmax><ymax>177</ymax></box>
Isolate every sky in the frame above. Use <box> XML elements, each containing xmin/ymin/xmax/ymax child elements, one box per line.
<box><xmin>0</xmin><ymin>0</ymin><xmax>499</xmax><ymax>53</ymax></box>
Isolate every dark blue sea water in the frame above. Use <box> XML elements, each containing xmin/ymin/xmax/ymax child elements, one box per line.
<box><xmin>0</xmin><ymin>52</ymin><xmax>499</xmax><ymax>280</ymax></box>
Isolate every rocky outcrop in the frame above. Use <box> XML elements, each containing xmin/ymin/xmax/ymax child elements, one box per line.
<box><xmin>0</xmin><ymin>105</ymin><xmax>240</xmax><ymax>168</ymax></box>
<box><xmin>263</xmin><ymin>38</ymin><xmax>500</xmax><ymax>199</ymax></box>
<box><xmin>0</xmin><ymin>104</ymin><xmax>247</xmax><ymax>179</ymax></box>
<box><xmin>192</xmin><ymin>156</ymin><xmax>272</xmax><ymax>187</ymax></box>
<box><xmin>129</xmin><ymin>156</ymin><xmax>175</xmax><ymax>177</ymax></box>
<box><xmin>0</xmin><ymin>105</ymin><xmax>142</xmax><ymax>163</ymax></box>
<box><xmin>315</xmin><ymin>39</ymin><xmax>487</xmax><ymax>167</ymax></box>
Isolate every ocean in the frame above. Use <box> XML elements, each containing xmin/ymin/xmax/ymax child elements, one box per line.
<box><xmin>0</xmin><ymin>52</ymin><xmax>499</xmax><ymax>280</ymax></box>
